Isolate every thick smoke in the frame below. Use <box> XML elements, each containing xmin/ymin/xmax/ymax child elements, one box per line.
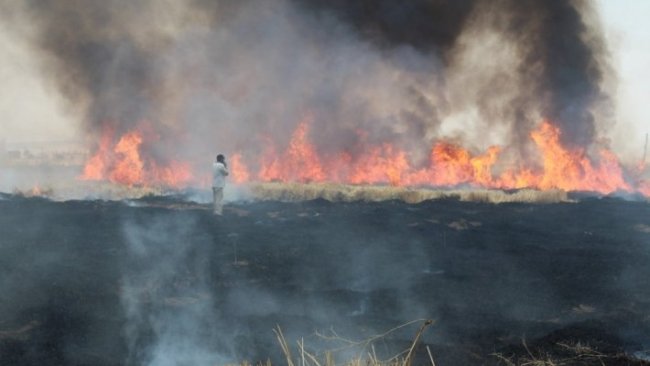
<box><xmin>8</xmin><ymin>0</ymin><xmax>611</xmax><ymax>170</ymax></box>
<box><xmin>296</xmin><ymin>0</ymin><xmax>611</xmax><ymax>148</ymax></box>
<box><xmin>503</xmin><ymin>0</ymin><xmax>611</xmax><ymax>149</ymax></box>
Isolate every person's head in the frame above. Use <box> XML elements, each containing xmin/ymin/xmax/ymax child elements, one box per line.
<box><xmin>216</xmin><ymin>154</ymin><xmax>225</xmax><ymax>163</ymax></box>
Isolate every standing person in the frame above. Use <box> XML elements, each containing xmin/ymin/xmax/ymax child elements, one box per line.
<box><xmin>212</xmin><ymin>154</ymin><xmax>229</xmax><ymax>215</ymax></box>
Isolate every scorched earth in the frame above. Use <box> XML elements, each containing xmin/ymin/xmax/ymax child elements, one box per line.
<box><xmin>1</xmin><ymin>191</ymin><xmax>650</xmax><ymax>365</ymax></box>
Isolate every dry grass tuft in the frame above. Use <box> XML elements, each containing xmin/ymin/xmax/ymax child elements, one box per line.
<box><xmin>260</xmin><ymin>319</ymin><xmax>436</xmax><ymax>366</ymax></box>
<box><xmin>246</xmin><ymin>182</ymin><xmax>570</xmax><ymax>204</ymax></box>
<box><xmin>9</xmin><ymin>181</ymin><xmax>170</xmax><ymax>201</ymax></box>
<box><xmin>492</xmin><ymin>339</ymin><xmax>618</xmax><ymax>366</ymax></box>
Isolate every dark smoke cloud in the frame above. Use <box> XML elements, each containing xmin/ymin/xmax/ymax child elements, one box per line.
<box><xmin>510</xmin><ymin>0</ymin><xmax>610</xmax><ymax>148</ymax></box>
<box><xmin>22</xmin><ymin>0</ymin><xmax>177</xmax><ymax>132</ymax></box>
<box><xmin>290</xmin><ymin>0</ymin><xmax>476</xmax><ymax>56</ymax></box>
<box><xmin>293</xmin><ymin>0</ymin><xmax>611</xmax><ymax>149</ymax></box>
<box><xmin>10</xmin><ymin>0</ymin><xmax>612</xmax><ymax>171</ymax></box>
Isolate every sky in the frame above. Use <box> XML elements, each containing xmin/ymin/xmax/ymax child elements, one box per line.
<box><xmin>0</xmin><ymin>25</ymin><xmax>78</xmax><ymax>145</ymax></box>
<box><xmin>0</xmin><ymin>1</ymin><xmax>648</xmax><ymax>161</ymax></box>
<box><xmin>597</xmin><ymin>0</ymin><xmax>650</xmax><ymax>161</ymax></box>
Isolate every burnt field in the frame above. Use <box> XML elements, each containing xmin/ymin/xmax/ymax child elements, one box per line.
<box><xmin>1</xmin><ymin>193</ymin><xmax>650</xmax><ymax>365</ymax></box>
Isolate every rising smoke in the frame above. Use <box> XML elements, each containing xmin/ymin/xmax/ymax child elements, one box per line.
<box><xmin>3</xmin><ymin>0</ymin><xmax>612</xmax><ymax>172</ymax></box>
<box><xmin>115</xmin><ymin>202</ymin><xmax>438</xmax><ymax>365</ymax></box>
<box><xmin>120</xmin><ymin>213</ymin><xmax>225</xmax><ymax>365</ymax></box>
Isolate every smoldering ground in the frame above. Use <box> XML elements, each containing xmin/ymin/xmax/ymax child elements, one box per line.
<box><xmin>120</xmin><ymin>213</ymin><xmax>224</xmax><ymax>365</ymax></box>
<box><xmin>2</xmin><ymin>194</ymin><xmax>650</xmax><ymax>365</ymax></box>
<box><xmin>0</xmin><ymin>0</ymin><xmax>620</xmax><ymax>176</ymax></box>
<box><xmin>0</xmin><ymin>195</ymin><xmax>447</xmax><ymax>364</ymax></box>
<box><xmin>2</xmin><ymin>1</ymin><xmax>649</xmax><ymax>365</ymax></box>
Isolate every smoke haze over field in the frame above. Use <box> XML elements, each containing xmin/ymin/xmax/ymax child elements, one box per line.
<box><xmin>0</xmin><ymin>0</ymin><xmax>628</xmax><ymax>173</ymax></box>
<box><xmin>2</xmin><ymin>193</ymin><xmax>650</xmax><ymax>364</ymax></box>
<box><xmin>2</xmin><ymin>3</ymin><xmax>650</xmax><ymax>364</ymax></box>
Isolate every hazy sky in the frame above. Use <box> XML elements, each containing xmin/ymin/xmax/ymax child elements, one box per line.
<box><xmin>597</xmin><ymin>0</ymin><xmax>650</xmax><ymax>161</ymax></box>
<box><xmin>0</xmin><ymin>1</ymin><xmax>648</xmax><ymax>161</ymax></box>
<box><xmin>0</xmin><ymin>24</ymin><xmax>78</xmax><ymax>144</ymax></box>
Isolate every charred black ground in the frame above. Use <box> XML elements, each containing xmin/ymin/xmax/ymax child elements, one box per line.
<box><xmin>1</xmin><ymin>194</ymin><xmax>650</xmax><ymax>365</ymax></box>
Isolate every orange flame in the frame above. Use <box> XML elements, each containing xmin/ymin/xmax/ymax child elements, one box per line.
<box><xmin>80</xmin><ymin>127</ymin><xmax>194</xmax><ymax>188</ymax></box>
<box><xmin>418</xmin><ymin>143</ymin><xmax>501</xmax><ymax>187</ymax></box>
<box><xmin>348</xmin><ymin>144</ymin><xmax>409</xmax><ymax>186</ymax></box>
<box><xmin>230</xmin><ymin>153</ymin><xmax>250</xmax><ymax>184</ymax></box>
<box><xmin>79</xmin><ymin>118</ymin><xmax>648</xmax><ymax>197</ymax></box>
<box><xmin>110</xmin><ymin>131</ymin><xmax>144</xmax><ymax>185</ymax></box>
<box><xmin>81</xmin><ymin>128</ymin><xmax>113</xmax><ymax>180</ymax></box>
<box><xmin>234</xmin><ymin>119</ymin><xmax>647</xmax><ymax>197</ymax></box>
<box><xmin>526</xmin><ymin>121</ymin><xmax>631</xmax><ymax>193</ymax></box>
<box><xmin>258</xmin><ymin>121</ymin><xmax>326</xmax><ymax>183</ymax></box>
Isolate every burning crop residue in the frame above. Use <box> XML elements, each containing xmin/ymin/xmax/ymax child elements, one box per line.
<box><xmin>5</xmin><ymin>2</ymin><xmax>650</xmax><ymax>364</ymax></box>
<box><xmin>3</xmin><ymin>0</ymin><xmax>646</xmax><ymax>199</ymax></box>
<box><xmin>79</xmin><ymin>118</ymin><xmax>649</xmax><ymax>197</ymax></box>
<box><xmin>80</xmin><ymin>125</ymin><xmax>196</xmax><ymax>188</ymax></box>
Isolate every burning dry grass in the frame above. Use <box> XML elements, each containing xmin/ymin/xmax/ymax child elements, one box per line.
<box><xmin>247</xmin><ymin>182</ymin><xmax>570</xmax><ymax>204</ymax></box>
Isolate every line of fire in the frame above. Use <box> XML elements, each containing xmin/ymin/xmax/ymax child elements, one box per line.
<box><xmin>75</xmin><ymin>119</ymin><xmax>650</xmax><ymax>198</ymax></box>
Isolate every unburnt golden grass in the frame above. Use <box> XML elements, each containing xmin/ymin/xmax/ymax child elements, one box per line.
<box><xmin>247</xmin><ymin>182</ymin><xmax>570</xmax><ymax>204</ymax></box>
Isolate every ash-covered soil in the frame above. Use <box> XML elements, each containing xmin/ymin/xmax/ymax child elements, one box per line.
<box><xmin>1</xmin><ymin>193</ymin><xmax>650</xmax><ymax>365</ymax></box>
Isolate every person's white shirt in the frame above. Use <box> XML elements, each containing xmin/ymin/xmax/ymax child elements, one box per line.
<box><xmin>212</xmin><ymin>162</ymin><xmax>229</xmax><ymax>188</ymax></box>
